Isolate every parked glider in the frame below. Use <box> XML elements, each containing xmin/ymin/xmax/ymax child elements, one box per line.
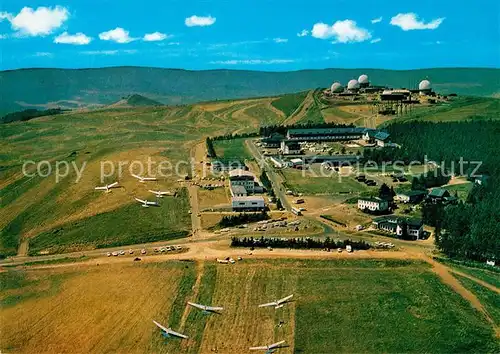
<box><xmin>94</xmin><ymin>182</ymin><xmax>118</xmax><ymax>192</ymax></box>
<box><xmin>135</xmin><ymin>197</ymin><xmax>159</xmax><ymax>207</ymax></box>
<box><xmin>249</xmin><ymin>340</ymin><xmax>286</xmax><ymax>353</ymax></box>
<box><xmin>153</xmin><ymin>320</ymin><xmax>188</xmax><ymax>339</ymax></box>
<box><xmin>131</xmin><ymin>173</ymin><xmax>157</xmax><ymax>182</ymax></box>
<box><xmin>188</xmin><ymin>302</ymin><xmax>223</xmax><ymax>313</ymax></box>
<box><xmin>148</xmin><ymin>190</ymin><xmax>173</xmax><ymax>198</ymax></box>
<box><xmin>258</xmin><ymin>295</ymin><xmax>293</xmax><ymax>309</ymax></box>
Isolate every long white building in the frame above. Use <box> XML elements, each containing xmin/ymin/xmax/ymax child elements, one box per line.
<box><xmin>231</xmin><ymin>196</ymin><xmax>265</xmax><ymax>211</ymax></box>
<box><xmin>357</xmin><ymin>197</ymin><xmax>389</xmax><ymax>212</ymax></box>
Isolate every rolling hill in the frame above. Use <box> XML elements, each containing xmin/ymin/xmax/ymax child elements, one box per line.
<box><xmin>0</xmin><ymin>66</ymin><xmax>498</xmax><ymax>114</ymax></box>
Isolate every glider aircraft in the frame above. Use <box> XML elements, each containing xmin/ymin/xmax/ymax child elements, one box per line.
<box><xmin>258</xmin><ymin>295</ymin><xmax>293</xmax><ymax>309</ymax></box>
<box><xmin>153</xmin><ymin>320</ymin><xmax>188</xmax><ymax>339</ymax></box>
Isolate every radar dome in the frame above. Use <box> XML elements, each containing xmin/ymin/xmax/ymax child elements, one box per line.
<box><xmin>330</xmin><ymin>82</ymin><xmax>343</xmax><ymax>93</ymax></box>
<box><xmin>419</xmin><ymin>80</ymin><xmax>432</xmax><ymax>91</ymax></box>
<box><xmin>347</xmin><ymin>79</ymin><xmax>360</xmax><ymax>90</ymax></box>
<box><xmin>358</xmin><ymin>74</ymin><xmax>369</xmax><ymax>84</ymax></box>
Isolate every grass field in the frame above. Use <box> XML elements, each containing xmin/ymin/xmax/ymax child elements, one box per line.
<box><xmin>1</xmin><ymin>97</ymin><xmax>285</xmax><ymax>256</ymax></box>
<box><xmin>0</xmin><ymin>262</ymin><xmax>193</xmax><ymax>353</ymax></box>
<box><xmin>212</xmin><ymin>138</ymin><xmax>252</xmax><ymax>161</ymax></box>
<box><xmin>455</xmin><ymin>274</ymin><xmax>500</xmax><ymax>326</ymax></box>
<box><xmin>281</xmin><ymin>168</ymin><xmax>371</xmax><ymax>195</ymax></box>
<box><xmin>1</xmin><ymin>259</ymin><xmax>497</xmax><ymax>353</ymax></box>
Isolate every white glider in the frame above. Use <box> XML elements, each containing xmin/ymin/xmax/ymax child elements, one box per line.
<box><xmin>188</xmin><ymin>302</ymin><xmax>223</xmax><ymax>313</ymax></box>
<box><xmin>135</xmin><ymin>197</ymin><xmax>159</xmax><ymax>207</ymax></box>
<box><xmin>250</xmin><ymin>340</ymin><xmax>286</xmax><ymax>352</ymax></box>
<box><xmin>148</xmin><ymin>190</ymin><xmax>173</xmax><ymax>198</ymax></box>
<box><xmin>94</xmin><ymin>181</ymin><xmax>119</xmax><ymax>193</ymax></box>
<box><xmin>258</xmin><ymin>295</ymin><xmax>293</xmax><ymax>309</ymax></box>
<box><xmin>153</xmin><ymin>320</ymin><xmax>188</xmax><ymax>339</ymax></box>
<box><xmin>131</xmin><ymin>173</ymin><xmax>157</xmax><ymax>182</ymax></box>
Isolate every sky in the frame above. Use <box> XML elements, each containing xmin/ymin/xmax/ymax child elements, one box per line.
<box><xmin>0</xmin><ymin>0</ymin><xmax>499</xmax><ymax>71</ymax></box>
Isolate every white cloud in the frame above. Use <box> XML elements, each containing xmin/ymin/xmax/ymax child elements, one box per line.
<box><xmin>54</xmin><ymin>31</ymin><xmax>92</xmax><ymax>45</ymax></box>
<box><xmin>371</xmin><ymin>17</ymin><xmax>383</xmax><ymax>24</ymax></box>
<box><xmin>143</xmin><ymin>32</ymin><xmax>171</xmax><ymax>42</ymax></box>
<box><xmin>297</xmin><ymin>29</ymin><xmax>309</xmax><ymax>37</ymax></box>
<box><xmin>210</xmin><ymin>59</ymin><xmax>294</xmax><ymax>65</ymax></box>
<box><xmin>185</xmin><ymin>15</ymin><xmax>216</xmax><ymax>27</ymax></box>
<box><xmin>99</xmin><ymin>27</ymin><xmax>136</xmax><ymax>43</ymax></box>
<box><xmin>3</xmin><ymin>6</ymin><xmax>69</xmax><ymax>36</ymax></box>
<box><xmin>390</xmin><ymin>13</ymin><xmax>444</xmax><ymax>31</ymax></box>
<box><xmin>0</xmin><ymin>34</ymin><xmax>7</xmax><ymax>39</ymax></box>
<box><xmin>81</xmin><ymin>50</ymin><xmax>119</xmax><ymax>55</ymax></box>
<box><xmin>311</xmin><ymin>20</ymin><xmax>371</xmax><ymax>43</ymax></box>
<box><xmin>273</xmin><ymin>37</ymin><xmax>288</xmax><ymax>43</ymax></box>
<box><xmin>370</xmin><ymin>38</ymin><xmax>382</xmax><ymax>44</ymax></box>
<box><xmin>34</xmin><ymin>52</ymin><xmax>53</xmax><ymax>57</ymax></box>
<box><xmin>81</xmin><ymin>49</ymin><xmax>138</xmax><ymax>55</ymax></box>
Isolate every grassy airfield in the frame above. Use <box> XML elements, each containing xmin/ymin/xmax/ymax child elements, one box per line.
<box><xmin>1</xmin><ymin>93</ymin><xmax>499</xmax><ymax>258</ymax></box>
<box><xmin>1</xmin><ymin>259</ymin><xmax>498</xmax><ymax>353</ymax></box>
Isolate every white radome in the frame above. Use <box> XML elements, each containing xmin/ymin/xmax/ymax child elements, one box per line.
<box><xmin>419</xmin><ymin>80</ymin><xmax>432</xmax><ymax>91</ymax></box>
<box><xmin>347</xmin><ymin>79</ymin><xmax>360</xmax><ymax>90</ymax></box>
<box><xmin>330</xmin><ymin>82</ymin><xmax>343</xmax><ymax>93</ymax></box>
<box><xmin>358</xmin><ymin>74</ymin><xmax>369</xmax><ymax>84</ymax></box>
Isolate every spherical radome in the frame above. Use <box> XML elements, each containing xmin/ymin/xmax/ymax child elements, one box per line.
<box><xmin>419</xmin><ymin>80</ymin><xmax>431</xmax><ymax>91</ymax></box>
<box><xmin>331</xmin><ymin>82</ymin><xmax>343</xmax><ymax>93</ymax></box>
<box><xmin>347</xmin><ymin>79</ymin><xmax>360</xmax><ymax>90</ymax></box>
<box><xmin>358</xmin><ymin>74</ymin><xmax>369</xmax><ymax>84</ymax></box>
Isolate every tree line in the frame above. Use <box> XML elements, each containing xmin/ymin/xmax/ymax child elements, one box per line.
<box><xmin>1</xmin><ymin>108</ymin><xmax>66</xmax><ymax>124</ymax></box>
<box><xmin>231</xmin><ymin>236</ymin><xmax>371</xmax><ymax>250</ymax></box>
<box><xmin>218</xmin><ymin>212</ymin><xmax>269</xmax><ymax>228</ymax></box>
<box><xmin>387</xmin><ymin>120</ymin><xmax>500</xmax><ymax>262</ymax></box>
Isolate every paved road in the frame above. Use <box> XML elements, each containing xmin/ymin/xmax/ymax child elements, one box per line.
<box><xmin>245</xmin><ymin>139</ymin><xmax>292</xmax><ymax>211</ymax></box>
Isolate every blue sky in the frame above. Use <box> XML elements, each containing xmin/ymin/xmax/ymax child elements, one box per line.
<box><xmin>0</xmin><ymin>0</ymin><xmax>499</xmax><ymax>71</ymax></box>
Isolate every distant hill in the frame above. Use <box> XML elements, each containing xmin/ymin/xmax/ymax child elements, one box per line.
<box><xmin>110</xmin><ymin>94</ymin><xmax>164</xmax><ymax>107</ymax></box>
<box><xmin>0</xmin><ymin>66</ymin><xmax>498</xmax><ymax>114</ymax></box>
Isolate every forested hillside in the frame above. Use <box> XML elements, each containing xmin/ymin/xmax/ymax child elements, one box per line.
<box><xmin>382</xmin><ymin>120</ymin><xmax>500</xmax><ymax>262</ymax></box>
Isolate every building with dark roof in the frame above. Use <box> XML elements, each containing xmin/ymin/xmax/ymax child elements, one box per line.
<box><xmin>374</xmin><ymin>131</ymin><xmax>391</xmax><ymax>147</ymax></box>
<box><xmin>286</xmin><ymin>127</ymin><xmax>365</xmax><ymax>142</ymax></box>
<box><xmin>395</xmin><ymin>190</ymin><xmax>427</xmax><ymax>204</ymax></box>
<box><xmin>261</xmin><ymin>133</ymin><xmax>285</xmax><ymax>148</ymax></box>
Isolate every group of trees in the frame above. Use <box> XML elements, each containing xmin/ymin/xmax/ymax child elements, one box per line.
<box><xmin>211</xmin><ymin>132</ymin><xmax>260</xmax><ymax>141</ymax></box>
<box><xmin>434</xmin><ymin>180</ymin><xmax>500</xmax><ymax>262</ymax></box>
<box><xmin>231</xmin><ymin>236</ymin><xmax>371</xmax><ymax>250</ymax></box>
<box><xmin>218</xmin><ymin>212</ymin><xmax>269</xmax><ymax>228</ymax></box>
<box><xmin>411</xmin><ymin>169</ymin><xmax>451</xmax><ymax>190</ymax></box>
<box><xmin>387</xmin><ymin>120</ymin><xmax>500</xmax><ymax>262</ymax></box>
<box><xmin>206</xmin><ymin>137</ymin><xmax>216</xmax><ymax>158</ymax></box>
<box><xmin>1</xmin><ymin>108</ymin><xmax>65</xmax><ymax>124</ymax></box>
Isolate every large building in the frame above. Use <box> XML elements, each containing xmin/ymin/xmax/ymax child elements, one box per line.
<box><xmin>231</xmin><ymin>196</ymin><xmax>265</xmax><ymax>211</ymax></box>
<box><xmin>228</xmin><ymin>169</ymin><xmax>263</xmax><ymax>194</ymax></box>
<box><xmin>286</xmin><ymin>127</ymin><xmax>365</xmax><ymax>142</ymax></box>
<box><xmin>280</xmin><ymin>140</ymin><xmax>302</xmax><ymax>155</ymax></box>
<box><xmin>358</xmin><ymin>197</ymin><xmax>389</xmax><ymax>212</ymax></box>
<box><xmin>372</xmin><ymin>216</ymin><xmax>424</xmax><ymax>240</ymax></box>
<box><xmin>261</xmin><ymin>133</ymin><xmax>284</xmax><ymax>148</ymax></box>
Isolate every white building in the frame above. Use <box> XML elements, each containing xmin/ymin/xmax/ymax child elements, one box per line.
<box><xmin>358</xmin><ymin>197</ymin><xmax>389</xmax><ymax>212</ymax></box>
<box><xmin>228</xmin><ymin>169</ymin><xmax>264</xmax><ymax>194</ymax></box>
<box><xmin>231</xmin><ymin>196</ymin><xmax>265</xmax><ymax>211</ymax></box>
